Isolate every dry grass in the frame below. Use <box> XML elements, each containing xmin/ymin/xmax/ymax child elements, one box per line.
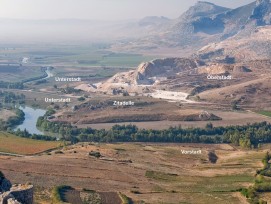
<box><xmin>0</xmin><ymin>131</ymin><xmax>62</xmax><ymax>155</ymax></box>
<box><xmin>0</xmin><ymin>143</ymin><xmax>267</xmax><ymax>203</ymax></box>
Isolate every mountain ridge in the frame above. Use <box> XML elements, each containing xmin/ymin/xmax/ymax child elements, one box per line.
<box><xmin>88</xmin><ymin>0</ymin><xmax>271</xmax><ymax>107</ymax></box>
<box><xmin>118</xmin><ymin>0</ymin><xmax>271</xmax><ymax>55</ymax></box>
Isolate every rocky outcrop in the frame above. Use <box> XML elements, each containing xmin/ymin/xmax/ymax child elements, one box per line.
<box><xmin>197</xmin><ymin>64</ymin><xmax>252</xmax><ymax>75</ymax></box>
<box><xmin>9</xmin><ymin>185</ymin><xmax>33</xmax><ymax>204</ymax></box>
<box><xmin>197</xmin><ymin>26</ymin><xmax>271</xmax><ymax>61</ymax></box>
<box><xmin>180</xmin><ymin>1</ymin><xmax>230</xmax><ymax>19</ymax></box>
<box><xmin>0</xmin><ymin>176</ymin><xmax>12</xmax><ymax>193</ymax></box>
<box><xmin>0</xmin><ymin>185</ymin><xmax>33</xmax><ymax>204</ymax></box>
<box><xmin>136</xmin><ymin>58</ymin><xmax>204</xmax><ymax>78</ymax></box>
<box><xmin>95</xmin><ymin>58</ymin><xmax>203</xmax><ymax>94</ymax></box>
<box><xmin>180</xmin><ymin>0</ymin><xmax>271</xmax><ymax>38</ymax></box>
<box><xmin>0</xmin><ymin>192</ymin><xmax>22</xmax><ymax>204</ymax></box>
<box><xmin>0</xmin><ymin>172</ymin><xmax>33</xmax><ymax>204</ymax></box>
<box><xmin>0</xmin><ymin>192</ymin><xmax>14</xmax><ymax>204</ymax></box>
<box><xmin>252</xmin><ymin>0</ymin><xmax>271</xmax><ymax>25</ymax></box>
<box><xmin>171</xmin><ymin>1</ymin><xmax>230</xmax><ymax>41</ymax></box>
<box><xmin>127</xmin><ymin>0</ymin><xmax>271</xmax><ymax>55</ymax></box>
<box><xmin>7</xmin><ymin>198</ymin><xmax>21</xmax><ymax>204</ymax></box>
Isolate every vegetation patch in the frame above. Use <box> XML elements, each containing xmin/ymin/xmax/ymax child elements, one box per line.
<box><xmin>89</xmin><ymin>151</ymin><xmax>101</xmax><ymax>158</ymax></box>
<box><xmin>208</xmin><ymin>151</ymin><xmax>218</xmax><ymax>164</ymax></box>
<box><xmin>257</xmin><ymin>110</ymin><xmax>271</xmax><ymax>118</ymax></box>
<box><xmin>257</xmin><ymin>152</ymin><xmax>271</xmax><ymax>177</ymax></box>
<box><xmin>118</xmin><ymin>192</ymin><xmax>133</xmax><ymax>204</ymax></box>
<box><xmin>114</xmin><ymin>148</ymin><xmax>126</xmax><ymax>151</ymax></box>
<box><xmin>52</xmin><ymin>185</ymin><xmax>70</xmax><ymax>204</ymax></box>
<box><xmin>145</xmin><ymin>170</ymin><xmax>178</xmax><ymax>181</ymax></box>
<box><xmin>0</xmin><ymin>171</ymin><xmax>5</xmax><ymax>178</ymax></box>
<box><xmin>241</xmin><ymin>152</ymin><xmax>271</xmax><ymax>204</ymax></box>
<box><xmin>35</xmin><ymin>119</ymin><xmax>271</xmax><ymax>149</ymax></box>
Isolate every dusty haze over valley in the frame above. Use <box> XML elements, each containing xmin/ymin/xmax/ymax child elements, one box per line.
<box><xmin>1</xmin><ymin>0</ymin><xmax>271</xmax><ymax>204</ymax></box>
<box><xmin>0</xmin><ymin>0</ymin><xmax>255</xmax><ymax>43</ymax></box>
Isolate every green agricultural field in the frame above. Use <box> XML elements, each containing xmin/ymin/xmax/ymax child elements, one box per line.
<box><xmin>257</xmin><ymin>110</ymin><xmax>271</xmax><ymax>117</ymax></box>
<box><xmin>73</xmin><ymin>52</ymin><xmax>155</xmax><ymax>67</ymax></box>
<box><xmin>0</xmin><ymin>44</ymin><xmax>157</xmax><ymax>85</ymax></box>
<box><xmin>0</xmin><ymin>131</ymin><xmax>62</xmax><ymax>155</ymax></box>
<box><xmin>0</xmin><ymin>44</ymin><xmax>157</xmax><ymax>68</ymax></box>
<box><xmin>32</xmin><ymin>50</ymin><xmax>155</xmax><ymax>67</ymax></box>
<box><xmin>0</xmin><ymin>65</ymin><xmax>44</xmax><ymax>82</ymax></box>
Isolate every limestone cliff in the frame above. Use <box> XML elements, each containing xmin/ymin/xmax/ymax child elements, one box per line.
<box><xmin>136</xmin><ymin>58</ymin><xmax>204</xmax><ymax>78</ymax></box>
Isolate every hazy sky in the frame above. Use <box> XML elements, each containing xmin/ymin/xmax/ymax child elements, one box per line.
<box><xmin>0</xmin><ymin>0</ymin><xmax>255</xmax><ymax>20</ymax></box>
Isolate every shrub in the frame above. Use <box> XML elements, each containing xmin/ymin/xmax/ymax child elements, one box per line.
<box><xmin>55</xmin><ymin>150</ymin><xmax>64</xmax><ymax>154</ymax></box>
<box><xmin>130</xmin><ymin>190</ymin><xmax>141</xmax><ymax>194</ymax></box>
<box><xmin>118</xmin><ymin>192</ymin><xmax>132</xmax><ymax>204</ymax></box>
<box><xmin>51</xmin><ymin>185</ymin><xmax>69</xmax><ymax>204</ymax></box>
<box><xmin>0</xmin><ymin>171</ymin><xmax>5</xmax><ymax>178</ymax></box>
<box><xmin>89</xmin><ymin>151</ymin><xmax>101</xmax><ymax>158</ymax></box>
<box><xmin>78</xmin><ymin>97</ymin><xmax>85</xmax><ymax>101</ymax></box>
<box><xmin>52</xmin><ymin>186</ymin><xmax>62</xmax><ymax>202</ymax></box>
<box><xmin>208</xmin><ymin>151</ymin><xmax>218</xmax><ymax>164</ymax></box>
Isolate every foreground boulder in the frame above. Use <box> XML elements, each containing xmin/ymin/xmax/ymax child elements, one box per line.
<box><xmin>0</xmin><ymin>173</ymin><xmax>12</xmax><ymax>193</ymax></box>
<box><xmin>0</xmin><ymin>172</ymin><xmax>33</xmax><ymax>204</ymax></box>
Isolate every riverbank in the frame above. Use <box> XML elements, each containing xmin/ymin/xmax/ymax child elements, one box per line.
<box><xmin>22</xmin><ymin>67</ymin><xmax>54</xmax><ymax>84</ymax></box>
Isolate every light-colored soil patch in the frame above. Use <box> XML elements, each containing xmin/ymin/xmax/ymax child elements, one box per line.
<box><xmin>146</xmin><ymin>90</ymin><xmax>196</xmax><ymax>103</ymax></box>
<box><xmin>261</xmin><ymin>192</ymin><xmax>271</xmax><ymax>203</ymax></box>
<box><xmin>232</xmin><ymin>192</ymin><xmax>249</xmax><ymax>204</ymax></box>
<box><xmin>0</xmin><ymin>109</ymin><xmax>16</xmax><ymax>121</ymax></box>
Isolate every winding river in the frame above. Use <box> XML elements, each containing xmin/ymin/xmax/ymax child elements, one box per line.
<box><xmin>45</xmin><ymin>69</ymin><xmax>54</xmax><ymax>78</ymax></box>
<box><xmin>12</xmin><ymin>68</ymin><xmax>54</xmax><ymax>135</ymax></box>
<box><xmin>15</xmin><ymin>106</ymin><xmax>46</xmax><ymax>135</ymax></box>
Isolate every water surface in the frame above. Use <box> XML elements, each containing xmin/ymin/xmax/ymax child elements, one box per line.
<box><xmin>15</xmin><ymin>106</ymin><xmax>46</xmax><ymax>135</ymax></box>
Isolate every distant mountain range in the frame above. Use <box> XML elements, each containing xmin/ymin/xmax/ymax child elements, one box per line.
<box><xmin>94</xmin><ymin>0</ymin><xmax>271</xmax><ymax>108</ymax></box>
<box><xmin>118</xmin><ymin>0</ymin><xmax>269</xmax><ymax>54</ymax></box>
<box><xmin>1</xmin><ymin>0</ymin><xmax>271</xmax><ymax>59</ymax></box>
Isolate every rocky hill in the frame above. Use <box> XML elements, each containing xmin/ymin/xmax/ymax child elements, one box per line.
<box><xmin>78</xmin><ymin>1</ymin><xmax>271</xmax><ymax>108</ymax></box>
<box><xmin>91</xmin><ymin>58</ymin><xmax>205</xmax><ymax>94</ymax></box>
<box><xmin>197</xmin><ymin>64</ymin><xmax>252</xmax><ymax>75</ymax></box>
<box><xmin>138</xmin><ymin>16</ymin><xmax>170</xmax><ymax>27</ymax></box>
<box><xmin>177</xmin><ymin>0</ymin><xmax>270</xmax><ymax>46</ymax></box>
<box><xmin>118</xmin><ymin>0</ymin><xmax>271</xmax><ymax>56</ymax></box>
<box><xmin>180</xmin><ymin>1</ymin><xmax>230</xmax><ymax>19</ymax></box>
<box><xmin>136</xmin><ymin>58</ymin><xmax>204</xmax><ymax>78</ymax></box>
<box><xmin>251</xmin><ymin>0</ymin><xmax>271</xmax><ymax>25</ymax></box>
<box><xmin>197</xmin><ymin>26</ymin><xmax>271</xmax><ymax>62</ymax></box>
<box><xmin>171</xmin><ymin>1</ymin><xmax>230</xmax><ymax>38</ymax></box>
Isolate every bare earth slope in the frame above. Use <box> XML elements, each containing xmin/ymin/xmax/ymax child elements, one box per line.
<box><xmin>0</xmin><ymin>143</ymin><xmax>268</xmax><ymax>204</ymax></box>
<box><xmin>197</xmin><ymin>26</ymin><xmax>271</xmax><ymax>62</ymax></box>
